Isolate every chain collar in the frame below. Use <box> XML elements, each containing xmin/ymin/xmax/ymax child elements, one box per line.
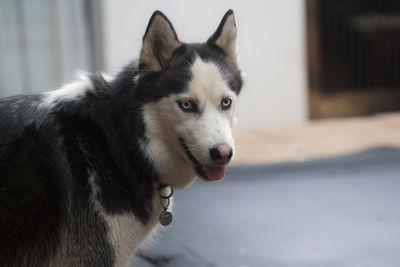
<box><xmin>158</xmin><ymin>184</ymin><xmax>173</xmax><ymax>226</ymax></box>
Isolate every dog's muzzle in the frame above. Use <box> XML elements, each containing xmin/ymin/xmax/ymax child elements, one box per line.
<box><xmin>178</xmin><ymin>137</ymin><xmax>226</xmax><ymax>181</ymax></box>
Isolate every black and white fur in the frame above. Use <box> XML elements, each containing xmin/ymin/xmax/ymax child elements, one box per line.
<box><xmin>0</xmin><ymin>10</ymin><xmax>242</xmax><ymax>267</ymax></box>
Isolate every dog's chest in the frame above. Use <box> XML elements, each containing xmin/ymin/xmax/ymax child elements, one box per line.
<box><xmin>103</xmin><ymin>193</ymin><xmax>169</xmax><ymax>267</ymax></box>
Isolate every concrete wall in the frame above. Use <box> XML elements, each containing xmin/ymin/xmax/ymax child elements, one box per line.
<box><xmin>102</xmin><ymin>0</ymin><xmax>307</xmax><ymax>129</ymax></box>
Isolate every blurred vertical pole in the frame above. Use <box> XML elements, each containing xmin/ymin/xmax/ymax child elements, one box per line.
<box><xmin>0</xmin><ymin>0</ymin><xmax>25</xmax><ymax>96</ymax></box>
<box><xmin>52</xmin><ymin>0</ymin><xmax>64</xmax><ymax>89</ymax></box>
<box><xmin>14</xmin><ymin>0</ymin><xmax>30</xmax><ymax>94</ymax></box>
<box><xmin>54</xmin><ymin>0</ymin><xmax>93</xmax><ymax>84</ymax></box>
<box><xmin>86</xmin><ymin>0</ymin><xmax>104</xmax><ymax>72</ymax></box>
<box><xmin>306</xmin><ymin>0</ymin><xmax>323</xmax><ymax>118</ymax></box>
<box><xmin>20</xmin><ymin>0</ymin><xmax>57</xmax><ymax>94</ymax></box>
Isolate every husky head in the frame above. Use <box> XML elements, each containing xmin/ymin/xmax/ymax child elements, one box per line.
<box><xmin>137</xmin><ymin>10</ymin><xmax>242</xmax><ymax>188</ymax></box>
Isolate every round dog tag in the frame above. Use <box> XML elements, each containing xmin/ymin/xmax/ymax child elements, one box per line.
<box><xmin>159</xmin><ymin>210</ymin><xmax>173</xmax><ymax>226</ymax></box>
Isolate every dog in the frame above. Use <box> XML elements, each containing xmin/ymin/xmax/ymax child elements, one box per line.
<box><xmin>0</xmin><ymin>9</ymin><xmax>242</xmax><ymax>267</ymax></box>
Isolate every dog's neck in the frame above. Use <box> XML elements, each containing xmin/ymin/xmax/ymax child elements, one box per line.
<box><xmin>137</xmin><ymin>133</ymin><xmax>197</xmax><ymax>189</ymax></box>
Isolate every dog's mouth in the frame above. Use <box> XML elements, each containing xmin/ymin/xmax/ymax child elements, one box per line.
<box><xmin>179</xmin><ymin>138</ymin><xmax>226</xmax><ymax>181</ymax></box>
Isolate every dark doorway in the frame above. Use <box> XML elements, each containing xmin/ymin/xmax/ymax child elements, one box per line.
<box><xmin>306</xmin><ymin>0</ymin><xmax>400</xmax><ymax>118</ymax></box>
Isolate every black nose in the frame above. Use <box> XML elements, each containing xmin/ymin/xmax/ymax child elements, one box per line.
<box><xmin>209</xmin><ymin>144</ymin><xmax>233</xmax><ymax>164</ymax></box>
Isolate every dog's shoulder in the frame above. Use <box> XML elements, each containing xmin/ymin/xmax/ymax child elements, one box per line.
<box><xmin>0</xmin><ymin>94</ymin><xmax>46</xmax><ymax>144</ymax></box>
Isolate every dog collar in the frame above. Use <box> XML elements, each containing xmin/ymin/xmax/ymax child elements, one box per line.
<box><xmin>158</xmin><ymin>183</ymin><xmax>173</xmax><ymax>226</ymax></box>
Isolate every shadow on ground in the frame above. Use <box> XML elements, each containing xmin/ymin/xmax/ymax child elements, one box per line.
<box><xmin>130</xmin><ymin>147</ymin><xmax>400</xmax><ymax>267</ymax></box>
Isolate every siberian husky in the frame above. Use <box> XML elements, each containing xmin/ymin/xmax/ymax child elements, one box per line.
<box><xmin>0</xmin><ymin>10</ymin><xmax>242</xmax><ymax>267</ymax></box>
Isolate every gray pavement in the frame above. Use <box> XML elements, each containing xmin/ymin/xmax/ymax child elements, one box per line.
<box><xmin>130</xmin><ymin>147</ymin><xmax>400</xmax><ymax>267</ymax></box>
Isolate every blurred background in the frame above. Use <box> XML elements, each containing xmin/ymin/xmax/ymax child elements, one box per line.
<box><xmin>1</xmin><ymin>0</ymin><xmax>400</xmax><ymax>266</ymax></box>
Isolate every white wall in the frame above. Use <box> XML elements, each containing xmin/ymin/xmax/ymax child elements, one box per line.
<box><xmin>102</xmin><ymin>0</ymin><xmax>307</xmax><ymax>129</ymax></box>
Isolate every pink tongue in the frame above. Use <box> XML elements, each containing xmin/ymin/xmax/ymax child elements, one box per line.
<box><xmin>203</xmin><ymin>166</ymin><xmax>226</xmax><ymax>181</ymax></box>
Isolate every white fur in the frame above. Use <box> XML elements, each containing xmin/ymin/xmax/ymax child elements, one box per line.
<box><xmin>140</xmin><ymin>104</ymin><xmax>197</xmax><ymax>188</ymax></box>
<box><xmin>87</xmin><ymin>172</ymin><xmax>166</xmax><ymax>267</ymax></box>
<box><xmin>184</xmin><ymin>57</ymin><xmax>237</xmax><ymax>159</ymax></box>
<box><xmin>101</xmin><ymin>72</ymin><xmax>114</xmax><ymax>82</ymax></box>
<box><xmin>40</xmin><ymin>72</ymin><xmax>94</xmax><ymax>108</ymax></box>
<box><xmin>141</xmin><ymin>56</ymin><xmax>237</xmax><ymax>187</ymax></box>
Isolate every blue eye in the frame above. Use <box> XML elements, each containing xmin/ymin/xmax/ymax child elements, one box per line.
<box><xmin>221</xmin><ymin>97</ymin><xmax>232</xmax><ymax>110</ymax></box>
<box><xmin>178</xmin><ymin>100</ymin><xmax>198</xmax><ymax>112</ymax></box>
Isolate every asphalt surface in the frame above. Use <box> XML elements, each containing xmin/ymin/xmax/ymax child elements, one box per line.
<box><xmin>130</xmin><ymin>147</ymin><xmax>400</xmax><ymax>267</ymax></box>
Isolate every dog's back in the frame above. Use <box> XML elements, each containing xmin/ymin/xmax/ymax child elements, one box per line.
<box><xmin>0</xmin><ymin>68</ymin><xmax>164</xmax><ymax>266</ymax></box>
<box><xmin>0</xmin><ymin>78</ymin><xmax>116</xmax><ymax>266</ymax></box>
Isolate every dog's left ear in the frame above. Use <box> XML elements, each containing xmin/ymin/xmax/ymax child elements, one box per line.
<box><xmin>207</xmin><ymin>10</ymin><xmax>237</xmax><ymax>61</ymax></box>
<box><xmin>139</xmin><ymin>11</ymin><xmax>181</xmax><ymax>72</ymax></box>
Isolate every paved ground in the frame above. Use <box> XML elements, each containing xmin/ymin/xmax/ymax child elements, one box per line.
<box><xmin>130</xmin><ymin>147</ymin><xmax>400</xmax><ymax>267</ymax></box>
<box><xmin>232</xmin><ymin>112</ymin><xmax>400</xmax><ymax>165</ymax></box>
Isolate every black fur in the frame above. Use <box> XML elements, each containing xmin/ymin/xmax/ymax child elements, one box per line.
<box><xmin>0</xmin><ymin>72</ymin><xmax>158</xmax><ymax>266</ymax></box>
<box><xmin>0</xmin><ymin>10</ymin><xmax>242</xmax><ymax>266</ymax></box>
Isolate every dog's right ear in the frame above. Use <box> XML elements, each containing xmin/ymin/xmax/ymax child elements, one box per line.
<box><xmin>139</xmin><ymin>11</ymin><xmax>181</xmax><ymax>72</ymax></box>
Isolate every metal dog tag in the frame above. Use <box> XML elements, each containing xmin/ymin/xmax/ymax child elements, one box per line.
<box><xmin>159</xmin><ymin>210</ymin><xmax>173</xmax><ymax>226</ymax></box>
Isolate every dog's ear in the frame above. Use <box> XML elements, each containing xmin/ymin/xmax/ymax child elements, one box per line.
<box><xmin>207</xmin><ymin>10</ymin><xmax>237</xmax><ymax>61</ymax></box>
<box><xmin>139</xmin><ymin>11</ymin><xmax>181</xmax><ymax>72</ymax></box>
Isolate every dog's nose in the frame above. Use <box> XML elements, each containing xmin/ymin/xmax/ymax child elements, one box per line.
<box><xmin>209</xmin><ymin>144</ymin><xmax>233</xmax><ymax>164</ymax></box>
